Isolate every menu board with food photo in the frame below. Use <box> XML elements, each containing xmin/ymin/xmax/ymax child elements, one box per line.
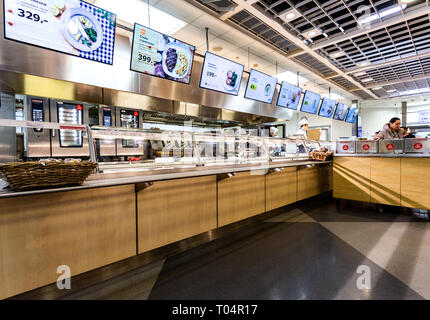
<box><xmin>130</xmin><ymin>23</ymin><xmax>195</xmax><ymax>84</ymax></box>
<box><xmin>199</xmin><ymin>52</ymin><xmax>244</xmax><ymax>96</ymax></box>
<box><xmin>300</xmin><ymin>90</ymin><xmax>321</xmax><ymax>114</ymax></box>
<box><xmin>3</xmin><ymin>0</ymin><xmax>116</xmax><ymax>64</ymax></box>
<box><xmin>244</xmin><ymin>69</ymin><xmax>277</xmax><ymax>104</ymax></box>
<box><xmin>345</xmin><ymin>107</ymin><xmax>358</xmax><ymax>123</ymax></box>
<box><xmin>333</xmin><ymin>102</ymin><xmax>349</xmax><ymax>121</ymax></box>
<box><xmin>318</xmin><ymin>97</ymin><xmax>336</xmax><ymax>118</ymax></box>
<box><xmin>276</xmin><ymin>81</ymin><xmax>302</xmax><ymax>110</ymax></box>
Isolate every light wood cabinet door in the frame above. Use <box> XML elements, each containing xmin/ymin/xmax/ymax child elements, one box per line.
<box><xmin>297</xmin><ymin>165</ymin><xmax>320</xmax><ymax>201</ymax></box>
<box><xmin>401</xmin><ymin>158</ymin><xmax>430</xmax><ymax>210</ymax></box>
<box><xmin>218</xmin><ymin>171</ymin><xmax>266</xmax><ymax>227</ymax></box>
<box><xmin>333</xmin><ymin>157</ymin><xmax>371</xmax><ymax>202</ymax></box>
<box><xmin>137</xmin><ymin>176</ymin><xmax>217</xmax><ymax>254</ymax></box>
<box><xmin>370</xmin><ymin>158</ymin><xmax>401</xmax><ymax>206</ymax></box>
<box><xmin>265</xmin><ymin>167</ymin><xmax>297</xmax><ymax>211</ymax></box>
<box><xmin>0</xmin><ymin>185</ymin><xmax>136</xmax><ymax>300</ymax></box>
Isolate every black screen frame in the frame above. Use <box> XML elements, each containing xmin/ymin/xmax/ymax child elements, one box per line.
<box><xmin>333</xmin><ymin>102</ymin><xmax>349</xmax><ymax>121</ymax></box>
<box><xmin>275</xmin><ymin>81</ymin><xmax>303</xmax><ymax>110</ymax></box>
<box><xmin>243</xmin><ymin>68</ymin><xmax>278</xmax><ymax>104</ymax></box>
<box><xmin>199</xmin><ymin>51</ymin><xmax>245</xmax><ymax>96</ymax></box>
<box><xmin>2</xmin><ymin>0</ymin><xmax>117</xmax><ymax>65</ymax></box>
<box><xmin>317</xmin><ymin>97</ymin><xmax>336</xmax><ymax>118</ymax></box>
<box><xmin>129</xmin><ymin>22</ymin><xmax>196</xmax><ymax>85</ymax></box>
<box><xmin>299</xmin><ymin>90</ymin><xmax>321</xmax><ymax>115</ymax></box>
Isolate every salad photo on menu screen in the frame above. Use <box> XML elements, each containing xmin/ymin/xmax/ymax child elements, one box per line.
<box><xmin>3</xmin><ymin>0</ymin><xmax>116</xmax><ymax>64</ymax></box>
<box><xmin>300</xmin><ymin>90</ymin><xmax>321</xmax><ymax>114</ymax></box>
<box><xmin>244</xmin><ymin>69</ymin><xmax>277</xmax><ymax>104</ymax></box>
<box><xmin>276</xmin><ymin>81</ymin><xmax>302</xmax><ymax>110</ymax></box>
<box><xmin>130</xmin><ymin>23</ymin><xmax>195</xmax><ymax>84</ymax></box>
<box><xmin>199</xmin><ymin>52</ymin><xmax>245</xmax><ymax>96</ymax></box>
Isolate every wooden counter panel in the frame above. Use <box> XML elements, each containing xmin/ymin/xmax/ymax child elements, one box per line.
<box><xmin>297</xmin><ymin>165</ymin><xmax>320</xmax><ymax>201</ymax></box>
<box><xmin>218</xmin><ymin>171</ymin><xmax>266</xmax><ymax>227</ymax></box>
<box><xmin>401</xmin><ymin>158</ymin><xmax>430</xmax><ymax>209</ymax></box>
<box><xmin>137</xmin><ymin>176</ymin><xmax>217</xmax><ymax>254</ymax></box>
<box><xmin>370</xmin><ymin>158</ymin><xmax>401</xmax><ymax>206</ymax></box>
<box><xmin>0</xmin><ymin>185</ymin><xmax>136</xmax><ymax>300</ymax></box>
<box><xmin>320</xmin><ymin>163</ymin><xmax>333</xmax><ymax>193</ymax></box>
<box><xmin>333</xmin><ymin>157</ymin><xmax>371</xmax><ymax>202</ymax></box>
<box><xmin>265</xmin><ymin>167</ymin><xmax>297</xmax><ymax>211</ymax></box>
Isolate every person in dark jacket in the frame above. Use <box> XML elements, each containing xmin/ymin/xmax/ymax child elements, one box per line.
<box><xmin>376</xmin><ymin>117</ymin><xmax>403</xmax><ymax>140</ymax></box>
<box><xmin>401</xmin><ymin>126</ymin><xmax>416</xmax><ymax>138</ymax></box>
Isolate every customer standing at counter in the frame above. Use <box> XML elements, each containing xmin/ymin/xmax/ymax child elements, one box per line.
<box><xmin>375</xmin><ymin>117</ymin><xmax>404</xmax><ymax>140</ymax></box>
<box><xmin>401</xmin><ymin>126</ymin><xmax>416</xmax><ymax>138</ymax></box>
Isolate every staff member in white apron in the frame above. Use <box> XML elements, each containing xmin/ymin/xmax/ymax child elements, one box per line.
<box><xmin>296</xmin><ymin>119</ymin><xmax>309</xmax><ymax>138</ymax></box>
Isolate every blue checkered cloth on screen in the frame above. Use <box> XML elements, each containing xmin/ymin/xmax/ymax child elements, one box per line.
<box><xmin>78</xmin><ymin>1</ymin><xmax>115</xmax><ymax>65</ymax></box>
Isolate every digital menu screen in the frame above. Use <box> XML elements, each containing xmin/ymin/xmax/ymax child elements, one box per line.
<box><xmin>345</xmin><ymin>107</ymin><xmax>358</xmax><ymax>123</ymax></box>
<box><xmin>333</xmin><ymin>102</ymin><xmax>349</xmax><ymax>121</ymax></box>
<box><xmin>3</xmin><ymin>0</ymin><xmax>116</xmax><ymax>64</ymax></box>
<box><xmin>276</xmin><ymin>82</ymin><xmax>302</xmax><ymax>110</ymax></box>
<box><xmin>244</xmin><ymin>69</ymin><xmax>277</xmax><ymax>104</ymax></box>
<box><xmin>300</xmin><ymin>90</ymin><xmax>321</xmax><ymax>114</ymax></box>
<box><xmin>199</xmin><ymin>52</ymin><xmax>244</xmax><ymax>96</ymax></box>
<box><xmin>318</xmin><ymin>98</ymin><xmax>336</xmax><ymax>118</ymax></box>
<box><xmin>130</xmin><ymin>23</ymin><xmax>195</xmax><ymax>84</ymax></box>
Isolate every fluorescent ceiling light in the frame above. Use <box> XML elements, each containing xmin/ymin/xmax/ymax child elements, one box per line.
<box><xmin>359</xmin><ymin>61</ymin><xmax>370</xmax><ymax>67</ymax></box>
<box><xmin>339</xmin><ymin>27</ymin><xmax>345</xmax><ymax>32</ymax></box>
<box><xmin>95</xmin><ymin>0</ymin><xmax>186</xmax><ymax>35</ymax></box>
<box><xmin>373</xmin><ymin>87</ymin><xmax>383</xmax><ymax>90</ymax></box>
<box><xmin>274</xmin><ymin>71</ymin><xmax>308</xmax><ymax>85</ymax></box>
<box><xmin>287</xmin><ymin>13</ymin><xmax>295</xmax><ymax>19</ymax></box>
<box><xmin>361</xmin><ymin>78</ymin><xmax>373</xmax><ymax>82</ymax></box>
<box><xmin>358</xmin><ymin>4</ymin><xmax>407</xmax><ymax>25</ymax></box>
<box><xmin>386</xmin><ymin>89</ymin><xmax>396</xmax><ymax>92</ymax></box>
<box><xmin>399</xmin><ymin>88</ymin><xmax>430</xmax><ymax>95</ymax></box>
<box><xmin>354</xmin><ymin>71</ymin><xmax>367</xmax><ymax>76</ymax></box>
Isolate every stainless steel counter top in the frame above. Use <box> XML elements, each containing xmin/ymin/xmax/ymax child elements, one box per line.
<box><xmin>0</xmin><ymin>160</ymin><xmax>332</xmax><ymax>199</ymax></box>
<box><xmin>334</xmin><ymin>154</ymin><xmax>430</xmax><ymax>157</ymax></box>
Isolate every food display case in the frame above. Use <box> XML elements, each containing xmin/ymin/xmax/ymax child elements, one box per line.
<box><xmin>379</xmin><ymin>139</ymin><xmax>404</xmax><ymax>154</ymax></box>
<box><xmin>404</xmin><ymin>138</ymin><xmax>429</xmax><ymax>154</ymax></box>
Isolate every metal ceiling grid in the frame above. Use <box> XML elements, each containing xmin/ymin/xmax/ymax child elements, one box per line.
<box><xmin>351</xmin><ymin>56</ymin><xmax>430</xmax><ymax>85</ymax></box>
<box><xmin>330</xmin><ymin>76</ymin><xmax>358</xmax><ymax>90</ymax></box>
<box><xmin>293</xmin><ymin>52</ymin><xmax>335</xmax><ymax>75</ymax></box>
<box><xmin>194</xmin><ymin>0</ymin><xmax>238</xmax><ymax>14</ymax></box>
<box><xmin>228</xmin><ymin>9</ymin><xmax>299</xmax><ymax>52</ymax></box>
<box><xmin>319</xmin><ymin>13</ymin><xmax>430</xmax><ymax>70</ymax></box>
<box><xmin>354</xmin><ymin>89</ymin><xmax>376</xmax><ymax>99</ymax></box>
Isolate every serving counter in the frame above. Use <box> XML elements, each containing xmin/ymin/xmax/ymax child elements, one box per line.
<box><xmin>334</xmin><ymin>138</ymin><xmax>430</xmax><ymax>209</ymax></box>
<box><xmin>0</xmin><ymin>125</ymin><xmax>333</xmax><ymax>299</ymax></box>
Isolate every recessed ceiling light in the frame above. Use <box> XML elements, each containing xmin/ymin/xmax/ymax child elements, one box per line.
<box><xmin>373</xmin><ymin>87</ymin><xmax>383</xmax><ymax>90</ymax></box>
<box><xmin>212</xmin><ymin>46</ymin><xmax>223</xmax><ymax>52</ymax></box>
<box><xmin>359</xmin><ymin>62</ymin><xmax>370</xmax><ymax>67</ymax></box>
<box><xmin>329</xmin><ymin>51</ymin><xmax>345</xmax><ymax>58</ymax></box>
<box><xmin>303</xmin><ymin>28</ymin><xmax>321</xmax><ymax>39</ymax></box>
<box><xmin>253</xmin><ymin>63</ymin><xmax>259</xmax><ymax>68</ymax></box>
<box><xmin>386</xmin><ymin>89</ymin><xmax>397</xmax><ymax>93</ymax></box>
<box><xmin>361</xmin><ymin>78</ymin><xmax>373</xmax><ymax>82</ymax></box>
<box><xmin>281</xmin><ymin>8</ymin><xmax>301</xmax><ymax>23</ymax></box>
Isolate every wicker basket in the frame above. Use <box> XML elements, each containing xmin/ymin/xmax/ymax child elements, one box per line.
<box><xmin>311</xmin><ymin>150</ymin><xmax>334</xmax><ymax>161</ymax></box>
<box><xmin>0</xmin><ymin>161</ymin><xmax>98</xmax><ymax>191</ymax></box>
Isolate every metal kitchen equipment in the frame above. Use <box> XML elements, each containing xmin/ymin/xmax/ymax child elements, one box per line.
<box><xmin>92</xmin><ymin>105</ymin><xmax>116</xmax><ymax>157</ymax></box>
<box><xmin>356</xmin><ymin>140</ymin><xmax>378</xmax><ymax>154</ymax></box>
<box><xmin>115</xmin><ymin>108</ymin><xmax>144</xmax><ymax>156</ymax></box>
<box><xmin>25</xmin><ymin>96</ymin><xmax>51</xmax><ymax>158</ymax></box>
<box><xmin>379</xmin><ymin>139</ymin><xmax>404</xmax><ymax>154</ymax></box>
<box><xmin>404</xmin><ymin>138</ymin><xmax>429</xmax><ymax>154</ymax></box>
<box><xmin>336</xmin><ymin>137</ymin><xmax>356</xmax><ymax>154</ymax></box>
<box><xmin>50</xmin><ymin>99</ymin><xmax>91</xmax><ymax>157</ymax></box>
